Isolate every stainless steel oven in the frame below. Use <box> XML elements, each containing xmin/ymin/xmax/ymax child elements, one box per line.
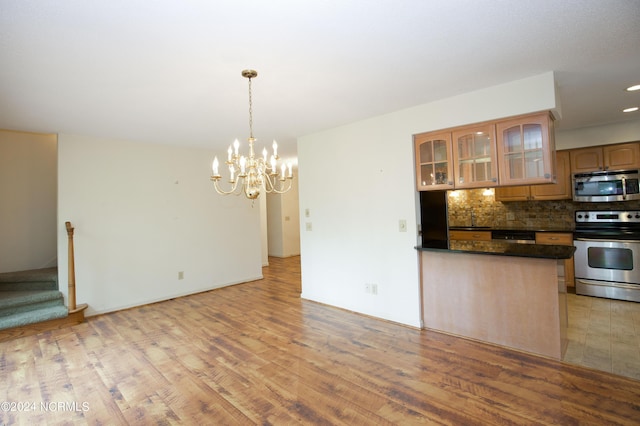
<box><xmin>574</xmin><ymin>210</ymin><xmax>640</xmax><ymax>302</ymax></box>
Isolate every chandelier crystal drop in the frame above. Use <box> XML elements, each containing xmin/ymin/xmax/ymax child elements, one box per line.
<box><xmin>210</xmin><ymin>69</ymin><xmax>293</xmax><ymax>200</ymax></box>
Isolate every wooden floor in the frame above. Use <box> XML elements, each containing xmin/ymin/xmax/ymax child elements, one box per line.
<box><xmin>1</xmin><ymin>257</ymin><xmax>640</xmax><ymax>425</ymax></box>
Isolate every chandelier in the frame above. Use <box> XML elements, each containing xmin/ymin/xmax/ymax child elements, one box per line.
<box><xmin>211</xmin><ymin>69</ymin><xmax>293</xmax><ymax>199</ymax></box>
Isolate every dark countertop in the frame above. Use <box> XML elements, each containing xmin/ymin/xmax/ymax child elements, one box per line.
<box><xmin>449</xmin><ymin>226</ymin><xmax>574</xmax><ymax>233</ymax></box>
<box><xmin>416</xmin><ymin>240</ymin><xmax>576</xmax><ymax>259</ymax></box>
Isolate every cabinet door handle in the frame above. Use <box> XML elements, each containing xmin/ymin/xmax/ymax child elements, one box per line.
<box><xmin>549</xmin><ymin>237</ymin><xmax>559</xmax><ymax>240</ymax></box>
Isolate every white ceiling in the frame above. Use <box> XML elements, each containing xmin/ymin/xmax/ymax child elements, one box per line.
<box><xmin>1</xmin><ymin>0</ymin><xmax>639</xmax><ymax>161</ymax></box>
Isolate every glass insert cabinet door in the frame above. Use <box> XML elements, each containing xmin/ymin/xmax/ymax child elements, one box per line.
<box><xmin>414</xmin><ymin>131</ymin><xmax>453</xmax><ymax>190</ymax></box>
<box><xmin>451</xmin><ymin>124</ymin><xmax>498</xmax><ymax>188</ymax></box>
<box><xmin>496</xmin><ymin>112</ymin><xmax>555</xmax><ymax>185</ymax></box>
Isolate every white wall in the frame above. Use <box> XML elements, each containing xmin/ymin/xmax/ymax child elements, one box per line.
<box><xmin>57</xmin><ymin>134</ymin><xmax>263</xmax><ymax>315</ymax></box>
<box><xmin>282</xmin><ymin>175</ymin><xmax>301</xmax><ymax>257</ymax></box>
<box><xmin>259</xmin><ymin>192</ymin><xmax>269</xmax><ymax>266</ymax></box>
<box><xmin>556</xmin><ymin>120</ymin><xmax>640</xmax><ymax>150</ymax></box>
<box><xmin>267</xmin><ymin>175</ymin><xmax>300</xmax><ymax>258</ymax></box>
<box><xmin>0</xmin><ymin>130</ymin><xmax>57</xmax><ymax>273</ymax></box>
<box><xmin>266</xmin><ymin>192</ymin><xmax>283</xmax><ymax>256</ymax></box>
<box><xmin>297</xmin><ymin>72</ymin><xmax>558</xmax><ymax>328</ymax></box>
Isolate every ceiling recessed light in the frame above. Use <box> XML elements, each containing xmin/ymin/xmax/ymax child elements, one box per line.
<box><xmin>623</xmin><ymin>107</ymin><xmax>639</xmax><ymax>113</ymax></box>
<box><xmin>626</xmin><ymin>84</ymin><xmax>640</xmax><ymax>92</ymax></box>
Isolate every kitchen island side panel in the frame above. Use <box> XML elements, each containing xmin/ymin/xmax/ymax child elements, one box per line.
<box><xmin>421</xmin><ymin>251</ymin><xmax>564</xmax><ymax>359</ymax></box>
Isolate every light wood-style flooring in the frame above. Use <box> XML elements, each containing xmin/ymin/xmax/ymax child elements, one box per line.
<box><xmin>1</xmin><ymin>256</ymin><xmax>640</xmax><ymax>425</ymax></box>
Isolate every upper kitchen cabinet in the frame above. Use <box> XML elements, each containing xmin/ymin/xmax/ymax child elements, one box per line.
<box><xmin>496</xmin><ymin>112</ymin><xmax>556</xmax><ymax>186</ymax></box>
<box><xmin>452</xmin><ymin>123</ymin><xmax>498</xmax><ymax>188</ymax></box>
<box><xmin>414</xmin><ymin>131</ymin><xmax>454</xmax><ymax>190</ymax></box>
<box><xmin>530</xmin><ymin>150</ymin><xmax>570</xmax><ymax>199</ymax></box>
<box><xmin>495</xmin><ymin>150</ymin><xmax>571</xmax><ymax>201</ymax></box>
<box><xmin>414</xmin><ymin>111</ymin><xmax>556</xmax><ymax>191</ymax></box>
<box><xmin>570</xmin><ymin>142</ymin><xmax>640</xmax><ymax>174</ymax></box>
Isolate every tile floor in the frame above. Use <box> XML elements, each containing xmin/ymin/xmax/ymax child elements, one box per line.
<box><xmin>564</xmin><ymin>291</ymin><xmax>640</xmax><ymax>381</ymax></box>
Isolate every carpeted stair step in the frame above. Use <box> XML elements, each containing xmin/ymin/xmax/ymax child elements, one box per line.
<box><xmin>0</xmin><ymin>267</ymin><xmax>58</xmax><ymax>291</ymax></box>
<box><xmin>0</xmin><ymin>290</ymin><xmax>65</xmax><ymax>317</ymax></box>
<box><xmin>0</xmin><ymin>304</ymin><xmax>68</xmax><ymax>331</ymax></box>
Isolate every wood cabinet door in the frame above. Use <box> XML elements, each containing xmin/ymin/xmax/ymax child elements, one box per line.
<box><xmin>495</xmin><ymin>151</ymin><xmax>570</xmax><ymax>201</ymax></box>
<box><xmin>496</xmin><ymin>112</ymin><xmax>555</xmax><ymax>186</ymax></box>
<box><xmin>535</xmin><ymin>232</ymin><xmax>573</xmax><ymax>245</ymax></box>
<box><xmin>449</xmin><ymin>230</ymin><xmax>491</xmax><ymax>241</ymax></box>
<box><xmin>570</xmin><ymin>146</ymin><xmax>604</xmax><ymax>173</ymax></box>
<box><xmin>535</xmin><ymin>232</ymin><xmax>575</xmax><ymax>287</ymax></box>
<box><xmin>451</xmin><ymin>123</ymin><xmax>498</xmax><ymax>188</ymax></box>
<box><xmin>530</xmin><ymin>150</ymin><xmax>571</xmax><ymax>200</ymax></box>
<box><xmin>604</xmin><ymin>142</ymin><xmax>640</xmax><ymax>170</ymax></box>
<box><xmin>414</xmin><ymin>131</ymin><xmax>454</xmax><ymax>190</ymax></box>
<box><xmin>494</xmin><ymin>185</ymin><xmax>530</xmax><ymax>201</ymax></box>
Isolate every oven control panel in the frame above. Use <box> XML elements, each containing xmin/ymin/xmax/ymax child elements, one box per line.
<box><xmin>575</xmin><ymin>210</ymin><xmax>640</xmax><ymax>224</ymax></box>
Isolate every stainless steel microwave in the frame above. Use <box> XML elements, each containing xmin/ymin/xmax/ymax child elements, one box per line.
<box><xmin>572</xmin><ymin>169</ymin><xmax>640</xmax><ymax>202</ymax></box>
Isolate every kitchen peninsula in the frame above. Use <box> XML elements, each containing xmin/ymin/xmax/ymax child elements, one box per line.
<box><xmin>416</xmin><ymin>242</ymin><xmax>575</xmax><ymax>360</ymax></box>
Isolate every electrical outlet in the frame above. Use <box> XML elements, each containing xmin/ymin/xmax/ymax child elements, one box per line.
<box><xmin>305</xmin><ymin>222</ymin><xmax>313</xmax><ymax>231</ymax></box>
<box><xmin>365</xmin><ymin>283</ymin><xmax>371</xmax><ymax>293</ymax></box>
<box><xmin>371</xmin><ymin>283</ymin><xmax>378</xmax><ymax>295</ymax></box>
<box><xmin>178</xmin><ymin>271</ymin><xmax>184</xmax><ymax>280</ymax></box>
<box><xmin>399</xmin><ymin>219</ymin><xmax>407</xmax><ymax>232</ymax></box>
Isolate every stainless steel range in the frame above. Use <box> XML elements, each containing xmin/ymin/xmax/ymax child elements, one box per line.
<box><xmin>574</xmin><ymin>210</ymin><xmax>640</xmax><ymax>302</ymax></box>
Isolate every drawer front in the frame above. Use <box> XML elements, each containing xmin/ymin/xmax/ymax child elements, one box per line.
<box><xmin>535</xmin><ymin>232</ymin><xmax>573</xmax><ymax>245</ymax></box>
<box><xmin>449</xmin><ymin>230</ymin><xmax>492</xmax><ymax>241</ymax></box>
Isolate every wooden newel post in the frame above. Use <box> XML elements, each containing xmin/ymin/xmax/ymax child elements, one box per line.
<box><xmin>65</xmin><ymin>221</ymin><xmax>77</xmax><ymax>312</ymax></box>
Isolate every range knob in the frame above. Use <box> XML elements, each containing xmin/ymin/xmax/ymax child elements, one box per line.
<box><xmin>635</xmin><ymin>214</ymin><xmax>640</xmax><ymax>219</ymax></box>
<box><xmin>577</xmin><ymin>214</ymin><xmax>583</xmax><ymax>219</ymax></box>
<box><xmin>628</xmin><ymin>214</ymin><xmax>633</xmax><ymax>219</ymax></box>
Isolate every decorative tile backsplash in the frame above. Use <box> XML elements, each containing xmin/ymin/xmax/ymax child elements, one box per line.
<box><xmin>447</xmin><ymin>188</ymin><xmax>640</xmax><ymax>230</ymax></box>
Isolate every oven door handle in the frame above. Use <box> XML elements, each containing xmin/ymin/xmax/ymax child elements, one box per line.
<box><xmin>576</xmin><ymin>237</ymin><xmax>640</xmax><ymax>243</ymax></box>
<box><xmin>575</xmin><ymin>278</ymin><xmax>640</xmax><ymax>291</ymax></box>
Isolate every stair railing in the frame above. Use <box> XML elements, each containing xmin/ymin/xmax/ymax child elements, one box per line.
<box><xmin>65</xmin><ymin>222</ymin><xmax>87</xmax><ymax>314</ymax></box>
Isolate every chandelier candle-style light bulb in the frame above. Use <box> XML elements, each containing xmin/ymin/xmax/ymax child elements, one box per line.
<box><xmin>210</xmin><ymin>69</ymin><xmax>294</xmax><ymax>199</ymax></box>
<box><xmin>212</xmin><ymin>157</ymin><xmax>219</xmax><ymax>176</ymax></box>
<box><xmin>239</xmin><ymin>156</ymin><xmax>247</xmax><ymax>174</ymax></box>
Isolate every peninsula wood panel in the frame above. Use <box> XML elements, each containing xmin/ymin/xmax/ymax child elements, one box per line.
<box><xmin>421</xmin><ymin>251</ymin><xmax>563</xmax><ymax>359</ymax></box>
<box><xmin>1</xmin><ymin>257</ymin><xmax>640</xmax><ymax>425</ymax></box>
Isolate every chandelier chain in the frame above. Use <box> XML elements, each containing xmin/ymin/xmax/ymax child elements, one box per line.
<box><xmin>248</xmin><ymin>76</ymin><xmax>253</xmax><ymax>139</ymax></box>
